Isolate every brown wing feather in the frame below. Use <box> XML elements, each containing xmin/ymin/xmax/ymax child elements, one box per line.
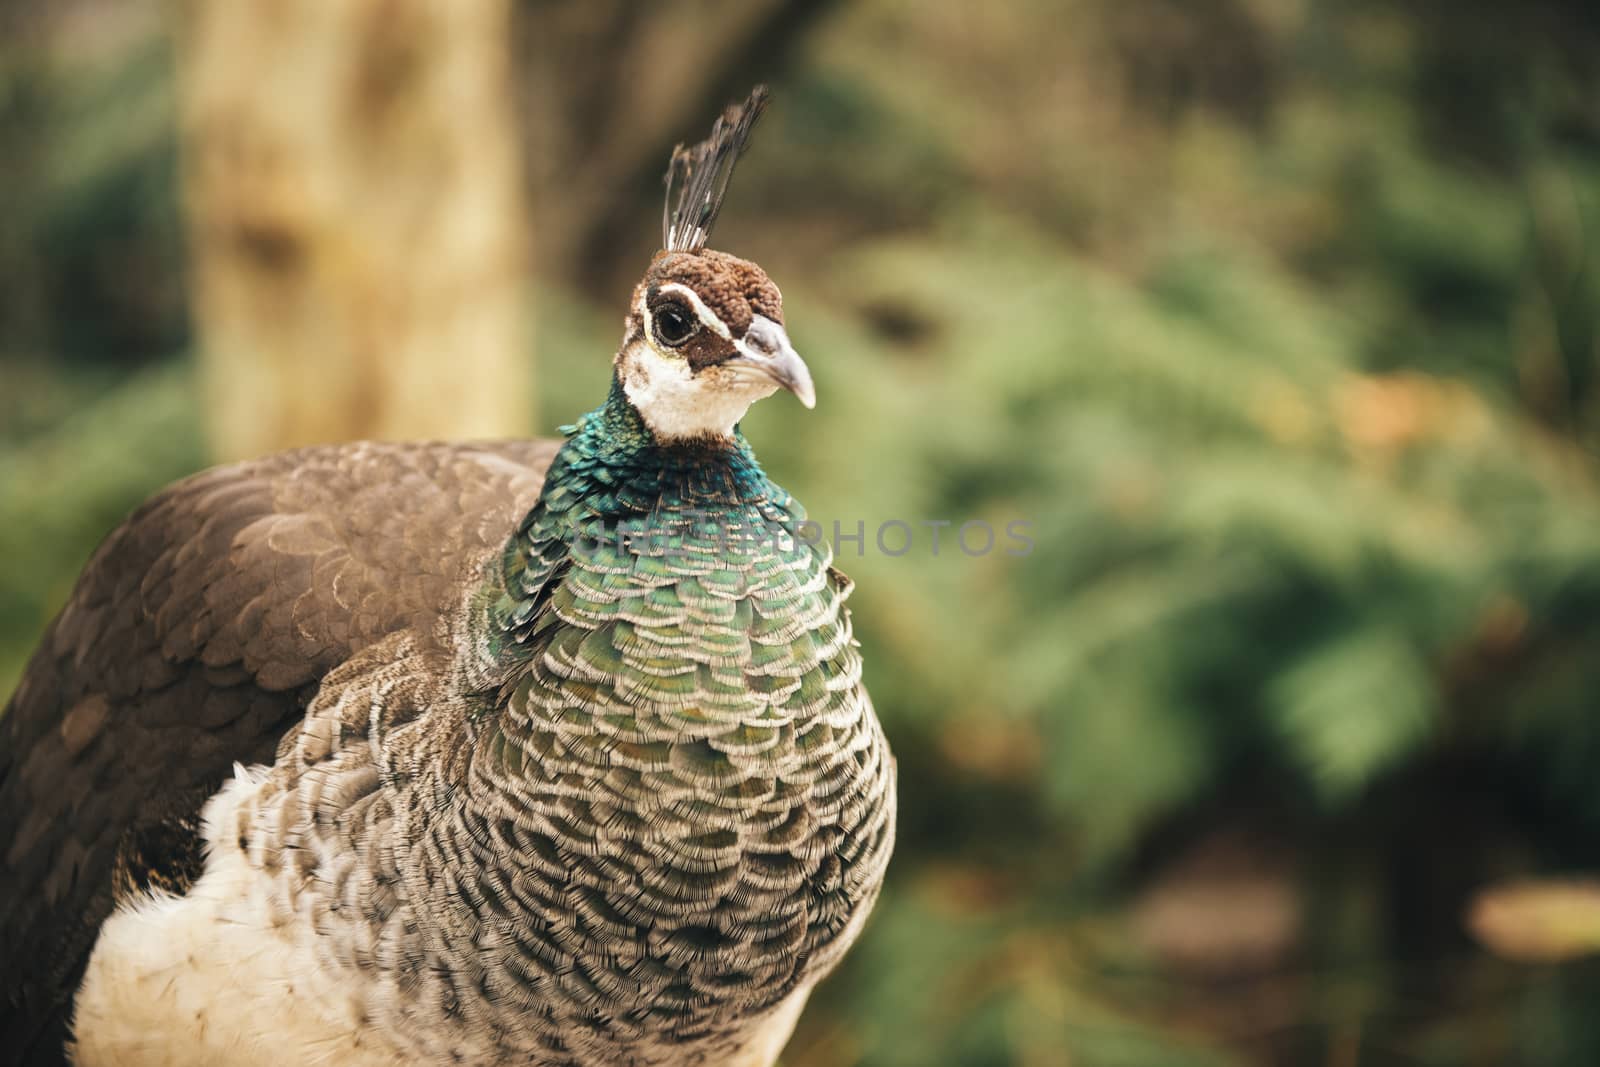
<box><xmin>0</xmin><ymin>438</ymin><xmax>558</xmax><ymax>1063</ymax></box>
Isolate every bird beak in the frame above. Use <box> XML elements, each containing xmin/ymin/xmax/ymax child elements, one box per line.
<box><xmin>734</xmin><ymin>315</ymin><xmax>816</xmax><ymax>409</ymax></box>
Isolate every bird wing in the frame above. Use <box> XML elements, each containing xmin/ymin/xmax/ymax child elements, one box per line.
<box><xmin>0</xmin><ymin>438</ymin><xmax>558</xmax><ymax>1062</ymax></box>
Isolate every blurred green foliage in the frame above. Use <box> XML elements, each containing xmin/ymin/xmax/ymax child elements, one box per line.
<box><xmin>5</xmin><ymin>0</ymin><xmax>1600</xmax><ymax>1064</ymax></box>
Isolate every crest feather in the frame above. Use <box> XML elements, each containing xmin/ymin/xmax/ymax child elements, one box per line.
<box><xmin>662</xmin><ymin>86</ymin><xmax>769</xmax><ymax>253</ymax></box>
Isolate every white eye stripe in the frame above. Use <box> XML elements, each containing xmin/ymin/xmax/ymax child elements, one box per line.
<box><xmin>655</xmin><ymin>282</ymin><xmax>732</xmax><ymax>340</ymax></box>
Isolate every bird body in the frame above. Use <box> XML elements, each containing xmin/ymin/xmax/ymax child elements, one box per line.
<box><xmin>1</xmin><ymin>89</ymin><xmax>894</xmax><ymax>1066</ymax></box>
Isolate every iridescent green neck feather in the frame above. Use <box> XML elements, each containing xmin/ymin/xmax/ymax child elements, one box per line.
<box><xmin>490</xmin><ymin>376</ymin><xmax>804</xmax><ymax>664</ymax></box>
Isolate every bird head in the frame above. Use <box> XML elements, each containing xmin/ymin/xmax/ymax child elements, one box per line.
<box><xmin>613</xmin><ymin>86</ymin><xmax>814</xmax><ymax>444</ymax></box>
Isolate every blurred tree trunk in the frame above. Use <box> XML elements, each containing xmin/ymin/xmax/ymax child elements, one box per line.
<box><xmin>177</xmin><ymin>0</ymin><xmax>532</xmax><ymax>461</ymax></box>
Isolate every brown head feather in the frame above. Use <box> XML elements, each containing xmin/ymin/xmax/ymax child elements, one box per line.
<box><xmin>645</xmin><ymin>250</ymin><xmax>783</xmax><ymax>334</ymax></box>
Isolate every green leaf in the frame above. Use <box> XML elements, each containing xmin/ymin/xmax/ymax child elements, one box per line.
<box><xmin>1268</xmin><ymin>625</ymin><xmax>1436</xmax><ymax>802</ymax></box>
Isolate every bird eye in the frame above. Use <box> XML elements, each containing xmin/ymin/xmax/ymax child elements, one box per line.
<box><xmin>652</xmin><ymin>303</ymin><xmax>697</xmax><ymax>347</ymax></box>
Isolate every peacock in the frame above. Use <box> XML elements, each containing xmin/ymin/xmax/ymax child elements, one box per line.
<box><xmin>0</xmin><ymin>86</ymin><xmax>896</xmax><ymax>1067</ymax></box>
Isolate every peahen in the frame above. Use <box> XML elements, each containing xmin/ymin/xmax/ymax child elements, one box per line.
<box><xmin>0</xmin><ymin>87</ymin><xmax>896</xmax><ymax>1067</ymax></box>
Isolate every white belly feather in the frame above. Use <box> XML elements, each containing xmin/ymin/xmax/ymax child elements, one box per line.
<box><xmin>71</xmin><ymin>766</ymin><xmax>406</xmax><ymax>1067</ymax></box>
<box><xmin>68</xmin><ymin>765</ymin><xmax>812</xmax><ymax>1067</ymax></box>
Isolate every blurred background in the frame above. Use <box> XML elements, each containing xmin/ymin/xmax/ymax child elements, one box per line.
<box><xmin>3</xmin><ymin>0</ymin><xmax>1600</xmax><ymax>1063</ymax></box>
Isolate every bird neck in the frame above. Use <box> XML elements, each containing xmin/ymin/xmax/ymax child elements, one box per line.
<box><xmin>483</xmin><ymin>377</ymin><xmax>797</xmax><ymax>660</ymax></box>
<box><xmin>556</xmin><ymin>375</ymin><xmax>772</xmax><ymax>492</ymax></box>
